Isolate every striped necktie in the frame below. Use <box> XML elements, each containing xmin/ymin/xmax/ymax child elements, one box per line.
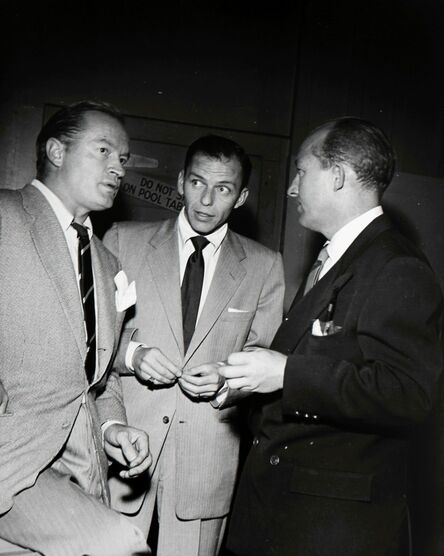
<box><xmin>71</xmin><ymin>222</ymin><xmax>96</xmax><ymax>383</ymax></box>
<box><xmin>303</xmin><ymin>244</ymin><xmax>330</xmax><ymax>295</ymax></box>
<box><xmin>181</xmin><ymin>235</ymin><xmax>209</xmax><ymax>352</ymax></box>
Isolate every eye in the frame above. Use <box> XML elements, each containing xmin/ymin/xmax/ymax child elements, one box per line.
<box><xmin>191</xmin><ymin>179</ymin><xmax>203</xmax><ymax>187</ymax></box>
<box><xmin>119</xmin><ymin>156</ymin><xmax>128</xmax><ymax>166</ymax></box>
<box><xmin>99</xmin><ymin>146</ymin><xmax>109</xmax><ymax>156</ymax></box>
<box><xmin>217</xmin><ymin>185</ymin><xmax>231</xmax><ymax>195</ymax></box>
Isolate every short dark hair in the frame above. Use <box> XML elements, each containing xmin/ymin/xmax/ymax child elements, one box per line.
<box><xmin>312</xmin><ymin>117</ymin><xmax>396</xmax><ymax>195</ymax></box>
<box><xmin>36</xmin><ymin>100</ymin><xmax>125</xmax><ymax>179</ymax></box>
<box><xmin>184</xmin><ymin>134</ymin><xmax>252</xmax><ymax>189</ymax></box>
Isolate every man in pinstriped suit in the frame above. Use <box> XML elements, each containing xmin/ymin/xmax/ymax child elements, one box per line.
<box><xmin>104</xmin><ymin>135</ymin><xmax>285</xmax><ymax>556</ymax></box>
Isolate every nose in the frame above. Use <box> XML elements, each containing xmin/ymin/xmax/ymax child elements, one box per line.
<box><xmin>109</xmin><ymin>156</ymin><xmax>125</xmax><ymax>179</ymax></box>
<box><xmin>287</xmin><ymin>175</ymin><xmax>299</xmax><ymax>198</ymax></box>
<box><xmin>200</xmin><ymin>187</ymin><xmax>214</xmax><ymax>206</ymax></box>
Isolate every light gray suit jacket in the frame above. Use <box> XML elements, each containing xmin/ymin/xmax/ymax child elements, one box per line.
<box><xmin>0</xmin><ymin>185</ymin><xmax>128</xmax><ymax>515</ymax></box>
<box><xmin>104</xmin><ymin>217</ymin><xmax>284</xmax><ymax>520</ymax></box>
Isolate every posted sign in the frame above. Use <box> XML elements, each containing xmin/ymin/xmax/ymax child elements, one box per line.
<box><xmin>120</xmin><ymin>173</ymin><xmax>184</xmax><ymax>213</ymax></box>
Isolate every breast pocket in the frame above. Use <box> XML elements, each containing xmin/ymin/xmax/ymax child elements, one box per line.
<box><xmin>214</xmin><ymin>310</ymin><xmax>256</xmax><ymax>355</ymax></box>
<box><xmin>220</xmin><ymin>310</ymin><xmax>255</xmax><ymax>323</ymax></box>
<box><xmin>307</xmin><ymin>329</ymin><xmax>363</xmax><ymax>362</ymax></box>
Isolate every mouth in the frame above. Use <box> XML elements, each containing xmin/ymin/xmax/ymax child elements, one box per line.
<box><xmin>101</xmin><ymin>182</ymin><xmax>120</xmax><ymax>194</ymax></box>
<box><xmin>194</xmin><ymin>210</ymin><xmax>214</xmax><ymax>220</ymax></box>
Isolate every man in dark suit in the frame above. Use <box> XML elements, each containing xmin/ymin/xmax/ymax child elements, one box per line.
<box><xmin>220</xmin><ymin>117</ymin><xmax>444</xmax><ymax>556</ymax></box>
<box><xmin>0</xmin><ymin>101</ymin><xmax>151</xmax><ymax>555</ymax></box>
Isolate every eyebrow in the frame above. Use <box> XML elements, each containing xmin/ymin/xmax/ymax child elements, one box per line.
<box><xmin>189</xmin><ymin>171</ymin><xmax>236</xmax><ymax>186</ymax></box>
<box><xmin>92</xmin><ymin>137</ymin><xmax>130</xmax><ymax>159</ymax></box>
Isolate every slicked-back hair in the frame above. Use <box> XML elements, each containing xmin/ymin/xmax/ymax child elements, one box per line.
<box><xmin>312</xmin><ymin>117</ymin><xmax>396</xmax><ymax>195</ymax></box>
<box><xmin>184</xmin><ymin>134</ymin><xmax>252</xmax><ymax>190</ymax></box>
<box><xmin>36</xmin><ymin>100</ymin><xmax>125</xmax><ymax>179</ymax></box>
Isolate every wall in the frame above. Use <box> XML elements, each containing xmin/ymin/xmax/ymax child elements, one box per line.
<box><xmin>1</xmin><ymin>3</ymin><xmax>443</xmax><ymax>553</ymax></box>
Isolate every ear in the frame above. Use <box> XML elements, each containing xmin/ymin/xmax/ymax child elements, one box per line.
<box><xmin>45</xmin><ymin>138</ymin><xmax>66</xmax><ymax>169</ymax></box>
<box><xmin>332</xmin><ymin>163</ymin><xmax>345</xmax><ymax>192</ymax></box>
<box><xmin>234</xmin><ymin>188</ymin><xmax>249</xmax><ymax>209</ymax></box>
<box><xmin>177</xmin><ymin>170</ymin><xmax>185</xmax><ymax>196</ymax></box>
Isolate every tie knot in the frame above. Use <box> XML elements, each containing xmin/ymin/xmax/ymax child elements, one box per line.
<box><xmin>71</xmin><ymin>222</ymin><xmax>89</xmax><ymax>243</ymax></box>
<box><xmin>191</xmin><ymin>235</ymin><xmax>209</xmax><ymax>254</ymax></box>
<box><xmin>316</xmin><ymin>245</ymin><xmax>329</xmax><ymax>265</ymax></box>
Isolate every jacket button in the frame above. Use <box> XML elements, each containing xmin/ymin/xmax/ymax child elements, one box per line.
<box><xmin>270</xmin><ymin>455</ymin><xmax>280</xmax><ymax>466</ymax></box>
<box><xmin>253</xmin><ymin>438</ymin><xmax>259</xmax><ymax>446</ymax></box>
<box><xmin>61</xmin><ymin>422</ymin><xmax>70</xmax><ymax>429</ymax></box>
<box><xmin>162</xmin><ymin>416</ymin><xmax>169</xmax><ymax>424</ymax></box>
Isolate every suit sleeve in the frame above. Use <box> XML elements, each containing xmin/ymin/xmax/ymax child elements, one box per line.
<box><xmin>282</xmin><ymin>256</ymin><xmax>443</xmax><ymax>428</ymax></box>
<box><xmin>221</xmin><ymin>250</ymin><xmax>285</xmax><ymax>407</ymax></box>
<box><xmin>243</xmin><ymin>251</ymin><xmax>285</xmax><ymax>350</ymax></box>
<box><xmin>96</xmin><ymin>367</ymin><xmax>128</xmax><ymax>425</ymax></box>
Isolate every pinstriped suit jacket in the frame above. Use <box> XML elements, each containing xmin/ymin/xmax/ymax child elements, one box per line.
<box><xmin>104</xmin><ymin>217</ymin><xmax>285</xmax><ymax>519</ymax></box>
<box><xmin>0</xmin><ymin>185</ymin><xmax>128</xmax><ymax>515</ymax></box>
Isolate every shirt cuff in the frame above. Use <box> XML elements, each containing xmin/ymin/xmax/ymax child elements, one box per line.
<box><xmin>125</xmin><ymin>341</ymin><xmax>147</xmax><ymax>371</ymax></box>
<box><xmin>213</xmin><ymin>381</ymin><xmax>229</xmax><ymax>407</ymax></box>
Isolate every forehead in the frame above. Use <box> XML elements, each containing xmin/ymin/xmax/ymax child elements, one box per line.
<box><xmin>297</xmin><ymin>128</ymin><xmax>328</xmax><ymax>163</ymax></box>
<box><xmin>188</xmin><ymin>153</ymin><xmax>242</xmax><ymax>182</ymax></box>
<box><xmin>76</xmin><ymin>111</ymin><xmax>129</xmax><ymax>147</ymax></box>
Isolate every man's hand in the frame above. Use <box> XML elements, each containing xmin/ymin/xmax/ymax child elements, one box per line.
<box><xmin>103</xmin><ymin>423</ymin><xmax>152</xmax><ymax>479</ymax></box>
<box><xmin>219</xmin><ymin>348</ymin><xmax>287</xmax><ymax>393</ymax></box>
<box><xmin>179</xmin><ymin>362</ymin><xmax>225</xmax><ymax>400</ymax></box>
<box><xmin>0</xmin><ymin>380</ymin><xmax>8</xmax><ymax>414</ymax></box>
<box><xmin>133</xmin><ymin>346</ymin><xmax>181</xmax><ymax>386</ymax></box>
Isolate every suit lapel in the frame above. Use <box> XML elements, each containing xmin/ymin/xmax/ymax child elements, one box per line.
<box><xmin>91</xmin><ymin>238</ymin><xmax>116</xmax><ymax>381</ymax></box>
<box><xmin>278</xmin><ymin>215</ymin><xmax>394</xmax><ymax>351</ymax></box>
<box><xmin>184</xmin><ymin>231</ymin><xmax>246</xmax><ymax>363</ymax></box>
<box><xmin>22</xmin><ymin>185</ymin><xmax>86</xmax><ymax>360</ymax></box>
<box><xmin>145</xmin><ymin>220</ymin><xmax>184</xmax><ymax>355</ymax></box>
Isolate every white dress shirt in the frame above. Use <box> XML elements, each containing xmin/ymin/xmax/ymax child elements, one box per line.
<box><xmin>31</xmin><ymin>179</ymin><xmax>93</xmax><ymax>294</ymax></box>
<box><xmin>319</xmin><ymin>206</ymin><xmax>383</xmax><ymax>279</ymax></box>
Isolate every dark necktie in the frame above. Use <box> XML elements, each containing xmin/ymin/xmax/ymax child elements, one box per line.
<box><xmin>303</xmin><ymin>244</ymin><xmax>329</xmax><ymax>295</ymax></box>
<box><xmin>181</xmin><ymin>235</ymin><xmax>209</xmax><ymax>352</ymax></box>
<box><xmin>71</xmin><ymin>222</ymin><xmax>96</xmax><ymax>383</ymax></box>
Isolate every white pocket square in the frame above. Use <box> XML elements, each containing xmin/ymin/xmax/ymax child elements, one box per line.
<box><xmin>311</xmin><ymin>318</ymin><xmax>342</xmax><ymax>337</ymax></box>
<box><xmin>228</xmin><ymin>307</ymin><xmax>249</xmax><ymax>313</ymax></box>
<box><xmin>114</xmin><ymin>270</ymin><xmax>137</xmax><ymax>312</ymax></box>
<box><xmin>311</xmin><ymin>319</ymin><xmax>325</xmax><ymax>336</ymax></box>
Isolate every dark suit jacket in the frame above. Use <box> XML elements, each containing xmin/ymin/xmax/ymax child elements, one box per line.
<box><xmin>227</xmin><ymin>215</ymin><xmax>444</xmax><ymax>556</ymax></box>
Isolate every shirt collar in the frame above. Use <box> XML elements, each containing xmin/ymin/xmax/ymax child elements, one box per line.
<box><xmin>178</xmin><ymin>207</ymin><xmax>228</xmax><ymax>251</ymax></box>
<box><xmin>326</xmin><ymin>206</ymin><xmax>383</xmax><ymax>264</ymax></box>
<box><xmin>31</xmin><ymin>179</ymin><xmax>93</xmax><ymax>236</ymax></box>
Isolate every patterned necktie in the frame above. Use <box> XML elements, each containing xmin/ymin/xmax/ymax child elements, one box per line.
<box><xmin>181</xmin><ymin>235</ymin><xmax>209</xmax><ymax>352</ymax></box>
<box><xmin>303</xmin><ymin>244</ymin><xmax>330</xmax><ymax>295</ymax></box>
<box><xmin>71</xmin><ymin>222</ymin><xmax>96</xmax><ymax>383</ymax></box>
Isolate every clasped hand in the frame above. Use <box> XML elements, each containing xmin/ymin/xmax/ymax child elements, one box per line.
<box><xmin>133</xmin><ymin>347</ymin><xmax>224</xmax><ymax>399</ymax></box>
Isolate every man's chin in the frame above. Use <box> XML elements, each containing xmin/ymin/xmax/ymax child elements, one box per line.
<box><xmin>189</xmin><ymin>218</ymin><xmax>218</xmax><ymax>235</ymax></box>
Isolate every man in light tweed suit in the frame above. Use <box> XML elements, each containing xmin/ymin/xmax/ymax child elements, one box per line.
<box><xmin>104</xmin><ymin>135</ymin><xmax>285</xmax><ymax>556</ymax></box>
<box><xmin>0</xmin><ymin>101</ymin><xmax>152</xmax><ymax>556</ymax></box>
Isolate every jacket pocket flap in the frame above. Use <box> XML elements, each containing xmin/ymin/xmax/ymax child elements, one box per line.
<box><xmin>290</xmin><ymin>465</ymin><xmax>373</xmax><ymax>502</ymax></box>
